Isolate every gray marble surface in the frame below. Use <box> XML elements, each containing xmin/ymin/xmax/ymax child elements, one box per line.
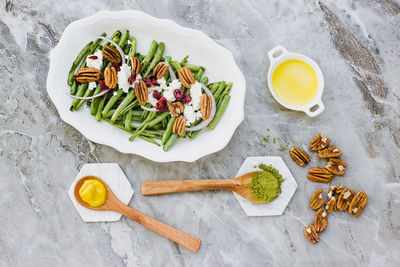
<box><xmin>1</xmin><ymin>0</ymin><xmax>399</xmax><ymax>266</ymax></box>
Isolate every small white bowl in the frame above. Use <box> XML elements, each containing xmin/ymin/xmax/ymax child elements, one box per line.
<box><xmin>267</xmin><ymin>45</ymin><xmax>325</xmax><ymax>117</ymax></box>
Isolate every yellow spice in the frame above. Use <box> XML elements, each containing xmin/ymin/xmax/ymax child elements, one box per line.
<box><xmin>79</xmin><ymin>179</ymin><xmax>107</xmax><ymax>207</ymax></box>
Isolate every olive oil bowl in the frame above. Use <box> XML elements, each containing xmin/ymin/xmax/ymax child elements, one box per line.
<box><xmin>267</xmin><ymin>45</ymin><xmax>325</xmax><ymax>117</ymax></box>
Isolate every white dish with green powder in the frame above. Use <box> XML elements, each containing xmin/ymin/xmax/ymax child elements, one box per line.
<box><xmin>234</xmin><ymin>156</ymin><xmax>298</xmax><ymax>216</ymax></box>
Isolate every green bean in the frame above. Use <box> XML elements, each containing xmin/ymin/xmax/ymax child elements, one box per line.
<box><xmin>103</xmin><ymin>109</ymin><xmax>116</xmax><ymax>118</ymax></box>
<box><xmin>90</xmin><ymin>84</ymin><xmax>102</xmax><ymax>115</ymax></box>
<box><xmin>129</xmin><ymin>37</ymin><xmax>137</xmax><ymax>57</ymax></box>
<box><xmin>213</xmin><ymin>81</ymin><xmax>226</xmax><ymax>100</ymax></box>
<box><xmin>141</xmin><ymin>104</ymin><xmax>151</xmax><ymax>119</ymax></box>
<box><xmin>129</xmin><ymin>111</ymin><xmax>157</xmax><ymax>141</ymax></box>
<box><xmin>141</xmin><ymin>41</ymin><xmax>157</xmax><ymax>71</ymax></box>
<box><xmin>111</xmin><ymin>89</ymin><xmax>135</xmax><ymax>122</ymax></box>
<box><xmin>162</xmin><ymin>117</ymin><xmax>176</xmax><ymax>145</ymax></box>
<box><xmin>144</xmin><ymin>42</ymin><xmax>165</xmax><ymax>77</ymax></box>
<box><xmin>139</xmin><ymin>135</ymin><xmax>160</xmax><ymax>146</ymax></box>
<box><xmin>208</xmin><ymin>95</ymin><xmax>231</xmax><ymax>130</ymax></box>
<box><xmin>180</xmin><ymin>55</ymin><xmax>189</xmax><ymax>65</ymax></box>
<box><xmin>118</xmin><ymin>30</ymin><xmax>130</xmax><ymax>49</ymax></box>
<box><xmin>123</xmin><ymin>44</ymin><xmax>131</xmax><ymax>54</ymax></box>
<box><xmin>89</xmin><ymin>32</ymin><xmax>106</xmax><ymax>54</ymax></box>
<box><xmin>171</xmin><ymin>61</ymin><xmax>182</xmax><ymax>73</ymax></box>
<box><xmin>102</xmin><ymin>89</ymin><xmax>123</xmax><ymax>116</ymax></box>
<box><xmin>120</xmin><ymin>100</ymin><xmax>139</xmax><ymax>116</ymax></box>
<box><xmin>201</xmin><ymin>76</ymin><xmax>209</xmax><ymax>86</ymax></box>
<box><xmin>163</xmin><ymin>133</ymin><xmax>178</xmax><ymax>151</ymax></box>
<box><xmin>183</xmin><ymin>63</ymin><xmax>202</xmax><ymax>72</ymax></box>
<box><xmin>147</xmin><ymin>111</ymin><xmax>169</xmax><ymax>128</ymax></box>
<box><xmin>75</xmin><ymin>86</ymin><xmax>95</xmax><ymax>111</ymax></box>
<box><xmin>68</xmin><ymin>42</ymin><xmax>93</xmax><ymax>86</ymax></box>
<box><xmin>195</xmin><ymin>67</ymin><xmax>205</xmax><ymax>82</ymax></box>
<box><xmin>164</xmin><ymin>56</ymin><xmax>172</xmax><ymax>82</ymax></box>
<box><xmin>105</xmin><ymin>30</ymin><xmax>121</xmax><ymax>47</ymax></box>
<box><xmin>96</xmin><ymin>93</ymin><xmax>108</xmax><ymax>121</ymax></box>
<box><xmin>209</xmin><ymin>82</ymin><xmax>221</xmax><ymax>94</ymax></box>
<box><xmin>188</xmin><ymin>130</ymin><xmax>201</xmax><ymax>139</ymax></box>
<box><xmin>124</xmin><ymin>110</ymin><xmax>132</xmax><ymax>130</ymax></box>
<box><xmin>217</xmin><ymin>82</ymin><xmax>232</xmax><ymax>106</ymax></box>
<box><xmin>70</xmin><ymin>81</ymin><xmax>78</xmax><ymax>95</ymax></box>
<box><xmin>70</xmin><ymin>83</ymin><xmax>88</xmax><ymax>111</ymax></box>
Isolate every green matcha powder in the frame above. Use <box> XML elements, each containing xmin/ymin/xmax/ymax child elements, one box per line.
<box><xmin>251</xmin><ymin>164</ymin><xmax>285</xmax><ymax>202</ymax></box>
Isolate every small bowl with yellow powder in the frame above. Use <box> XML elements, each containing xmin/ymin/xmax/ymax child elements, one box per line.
<box><xmin>234</xmin><ymin>156</ymin><xmax>298</xmax><ymax>216</ymax></box>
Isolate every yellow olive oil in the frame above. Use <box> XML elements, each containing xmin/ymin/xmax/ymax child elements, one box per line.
<box><xmin>272</xmin><ymin>59</ymin><xmax>318</xmax><ymax>107</ymax></box>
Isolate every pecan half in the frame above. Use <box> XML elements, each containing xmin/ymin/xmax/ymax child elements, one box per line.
<box><xmin>318</xmin><ymin>145</ymin><xmax>342</xmax><ymax>158</ymax></box>
<box><xmin>75</xmin><ymin>68</ymin><xmax>101</xmax><ymax>83</ymax></box>
<box><xmin>347</xmin><ymin>189</ymin><xmax>355</xmax><ymax>205</ymax></box>
<box><xmin>310</xmin><ymin>134</ymin><xmax>331</xmax><ymax>151</ymax></box>
<box><xmin>336</xmin><ymin>187</ymin><xmax>352</xmax><ymax>211</ymax></box>
<box><xmin>152</xmin><ymin>62</ymin><xmax>169</xmax><ymax>79</ymax></box>
<box><xmin>200</xmin><ymin>94</ymin><xmax>212</xmax><ymax>120</ymax></box>
<box><xmin>104</xmin><ymin>66</ymin><xmax>118</xmax><ymax>89</ymax></box>
<box><xmin>130</xmin><ymin>56</ymin><xmax>141</xmax><ymax>74</ymax></box>
<box><xmin>314</xmin><ymin>208</ymin><xmax>328</xmax><ymax>232</ymax></box>
<box><xmin>349</xmin><ymin>191</ymin><xmax>368</xmax><ymax>216</ymax></box>
<box><xmin>304</xmin><ymin>224</ymin><xmax>319</xmax><ymax>244</ymax></box>
<box><xmin>289</xmin><ymin>146</ymin><xmax>310</xmax><ymax>167</ymax></box>
<box><xmin>172</xmin><ymin>115</ymin><xmax>186</xmax><ymax>136</ymax></box>
<box><xmin>102</xmin><ymin>45</ymin><xmax>121</xmax><ymax>64</ymax></box>
<box><xmin>327</xmin><ymin>185</ymin><xmax>337</xmax><ymax>199</ymax></box>
<box><xmin>336</xmin><ymin>185</ymin><xmax>344</xmax><ymax>195</ymax></box>
<box><xmin>134</xmin><ymin>80</ymin><xmax>148</xmax><ymax>105</ymax></box>
<box><xmin>178</xmin><ymin>67</ymin><xmax>195</xmax><ymax>88</ymax></box>
<box><xmin>325</xmin><ymin>196</ymin><xmax>336</xmax><ymax>213</ymax></box>
<box><xmin>307</xmin><ymin>168</ymin><xmax>334</xmax><ymax>183</ymax></box>
<box><xmin>309</xmin><ymin>189</ymin><xmax>325</xmax><ymax>210</ymax></box>
<box><xmin>167</xmin><ymin>101</ymin><xmax>184</xmax><ymax>117</ymax></box>
<box><xmin>326</xmin><ymin>158</ymin><xmax>347</xmax><ymax>176</ymax></box>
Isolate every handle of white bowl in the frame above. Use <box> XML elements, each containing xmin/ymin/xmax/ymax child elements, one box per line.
<box><xmin>268</xmin><ymin>45</ymin><xmax>288</xmax><ymax>63</ymax></box>
<box><xmin>304</xmin><ymin>100</ymin><xmax>325</xmax><ymax>117</ymax></box>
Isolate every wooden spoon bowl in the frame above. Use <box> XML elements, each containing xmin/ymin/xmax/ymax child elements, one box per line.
<box><xmin>141</xmin><ymin>171</ymin><xmax>267</xmax><ymax>204</ymax></box>
<box><xmin>74</xmin><ymin>175</ymin><xmax>201</xmax><ymax>253</ymax></box>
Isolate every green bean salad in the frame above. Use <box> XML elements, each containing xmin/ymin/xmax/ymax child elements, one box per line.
<box><xmin>67</xmin><ymin>30</ymin><xmax>232</xmax><ymax>151</ymax></box>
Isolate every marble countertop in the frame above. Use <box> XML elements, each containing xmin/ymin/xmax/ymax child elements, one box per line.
<box><xmin>1</xmin><ymin>0</ymin><xmax>399</xmax><ymax>266</ymax></box>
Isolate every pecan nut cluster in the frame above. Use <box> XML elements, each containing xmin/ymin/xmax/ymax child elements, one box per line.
<box><xmin>304</xmin><ymin>186</ymin><xmax>368</xmax><ymax>244</ymax></box>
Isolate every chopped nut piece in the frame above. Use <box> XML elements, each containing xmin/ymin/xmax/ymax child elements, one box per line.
<box><xmin>309</xmin><ymin>189</ymin><xmax>325</xmax><ymax>210</ymax></box>
<box><xmin>304</xmin><ymin>224</ymin><xmax>319</xmax><ymax>244</ymax></box>
<box><xmin>310</xmin><ymin>134</ymin><xmax>331</xmax><ymax>151</ymax></box>
<box><xmin>326</xmin><ymin>158</ymin><xmax>347</xmax><ymax>175</ymax></box>
<box><xmin>167</xmin><ymin>101</ymin><xmax>184</xmax><ymax>117</ymax></box>
<box><xmin>318</xmin><ymin>145</ymin><xmax>343</xmax><ymax>158</ymax></box>
<box><xmin>307</xmin><ymin>168</ymin><xmax>334</xmax><ymax>183</ymax></box>
<box><xmin>289</xmin><ymin>146</ymin><xmax>311</xmax><ymax>167</ymax></box>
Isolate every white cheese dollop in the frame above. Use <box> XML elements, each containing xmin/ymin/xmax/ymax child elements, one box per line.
<box><xmin>147</xmin><ymin>87</ymin><xmax>159</xmax><ymax>107</ymax></box>
<box><xmin>86</xmin><ymin>50</ymin><xmax>103</xmax><ymax>70</ymax></box>
<box><xmin>117</xmin><ymin>64</ymin><xmax>132</xmax><ymax>93</ymax></box>
<box><xmin>163</xmin><ymin>90</ymin><xmax>176</xmax><ymax>102</ymax></box>
<box><xmin>88</xmin><ymin>82</ymin><xmax>97</xmax><ymax>90</ymax></box>
<box><xmin>168</xmin><ymin>79</ymin><xmax>182</xmax><ymax>90</ymax></box>
<box><xmin>189</xmin><ymin>81</ymin><xmax>202</xmax><ymax>110</ymax></box>
<box><xmin>157</xmin><ymin>77</ymin><xmax>167</xmax><ymax>88</ymax></box>
<box><xmin>184</xmin><ymin>105</ymin><xmax>197</xmax><ymax>126</ymax></box>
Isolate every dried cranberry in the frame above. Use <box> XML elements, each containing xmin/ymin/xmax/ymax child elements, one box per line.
<box><xmin>153</xmin><ymin>90</ymin><xmax>161</xmax><ymax>100</ymax></box>
<box><xmin>73</xmin><ymin>75</ymin><xmax>77</xmax><ymax>81</ymax></box>
<box><xmin>87</xmin><ymin>55</ymin><xmax>98</xmax><ymax>60</ymax></box>
<box><xmin>173</xmin><ymin>89</ymin><xmax>184</xmax><ymax>100</ymax></box>
<box><xmin>143</xmin><ymin>77</ymin><xmax>158</xmax><ymax>87</ymax></box>
<box><xmin>128</xmin><ymin>73</ymin><xmax>136</xmax><ymax>83</ymax></box>
<box><xmin>156</xmin><ymin>97</ymin><xmax>167</xmax><ymax>112</ymax></box>
<box><xmin>181</xmin><ymin>94</ymin><xmax>192</xmax><ymax>104</ymax></box>
<box><xmin>97</xmin><ymin>79</ymin><xmax>109</xmax><ymax>91</ymax></box>
<box><xmin>111</xmin><ymin>63</ymin><xmax>121</xmax><ymax>72</ymax></box>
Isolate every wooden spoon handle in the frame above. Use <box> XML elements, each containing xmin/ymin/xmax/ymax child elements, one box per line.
<box><xmin>141</xmin><ymin>179</ymin><xmax>236</xmax><ymax>196</ymax></box>
<box><xmin>117</xmin><ymin>204</ymin><xmax>201</xmax><ymax>253</ymax></box>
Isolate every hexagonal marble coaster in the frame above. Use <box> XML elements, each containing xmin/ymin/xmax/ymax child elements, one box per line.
<box><xmin>233</xmin><ymin>156</ymin><xmax>297</xmax><ymax>216</ymax></box>
<box><xmin>68</xmin><ymin>163</ymin><xmax>134</xmax><ymax>222</ymax></box>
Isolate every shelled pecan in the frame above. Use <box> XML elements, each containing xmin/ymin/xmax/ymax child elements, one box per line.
<box><xmin>130</xmin><ymin>56</ymin><xmax>141</xmax><ymax>74</ymax></box>
<box><xmin>200</xmin><ymin>94</ymin><xmax>212</xmax><ymax>120</ymax></box>
<box><xmin>309</xmin><ymin>189</ymin><xmax>325</xmax><ymax>210</ymax></box>
<box><xmin>314</xmin><ymin>208</ymin><xmax>328</xmax><ymax>232</ymax></box>
<box><xmin>289</xmin><ymin>146</ymin><xmax>310</xmax><ymax>167</ymax></box>
<box><xmin>310</xmin><ymin>134</ymin><xmax>330</xmax><ymax>151</ymax></box>
<box><xmin>167</xmin><ymin>101</ymin><xmax>184</xmax><ymax>117</ymax></box>
<box><xmin>326</xmin><ymin>158</ymin><xmax>347</xmax><ymax>176</ymax></box>
<box><xmin>102</xmin><ymin>45</ymin><xmax>121</xmax><ymax>64</ymax></box>
<box><xmin>134</xmin><ymin>80</ymin><xmax>148</xmax><ymax>105</ymax></box>
<box><xmin>172</xmin><ymin>115</ymin><xmax>186</xmax><ymax>136</ymax></box>
<box><xmin>349</xmin><ymin>191</ymin><xmax>368</xmax><ymax>216</ymax></box>
<box><xmin>307</xmin><ymin>168</ymin><xmax>334</xmax><ymax>183</ymax></box>
<box><xmin>325</xmin><ymin>196</ymin><xmax>336</xmax><ymax>213</ymax></box>
<box><xmin>178</xmin><ymin>67</ymin><xmax>195</xmax><ymax>88</ymax></box>
<box><xmin>104</xmin><ymin>66</ymin><xmax>118</xmax><ymax>89</ymax></box>
<box><xmin>75</xmin><ymin>68</ymin><xmax>101</xmax><ymax>83</ymax></box>
<box><xmin>304</xmin><ymin>224</ymin><xmax>319</xmax><ymax>244</ymax></box>
<box><xmin>318</xmin><ymin>145</ymin><xmax>342</xmax><ymax>159</ymax></box>
<box><xmin>152</xmin><ymin>62</ymin><xmax>169</xmax><ymax>79</ymax></box>
<box><xmin>337</xmin><ymin>187</ymin><xmax>352</xmax><ymax>211</ymax></box>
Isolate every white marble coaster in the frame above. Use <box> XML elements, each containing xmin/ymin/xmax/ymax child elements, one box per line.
<box><xmin>233</xmin><ymin>156</ymin><xmax>298</xmax><ymax>216</ymax></box>
<box><xmin>68</xmin><ymin>163</ymin><xmax>134</xmax><ymax>222</ymax></box>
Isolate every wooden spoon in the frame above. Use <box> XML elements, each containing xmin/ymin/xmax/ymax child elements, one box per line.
<box><xmin>74</xmin><ymin>176</ymin><xmax>201</xmax><ymax>253</ymax></box>
<box><xmin>141</xmin><ymin>171</ymin><xmax>266</xmax><ymax>204</ymax></box>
